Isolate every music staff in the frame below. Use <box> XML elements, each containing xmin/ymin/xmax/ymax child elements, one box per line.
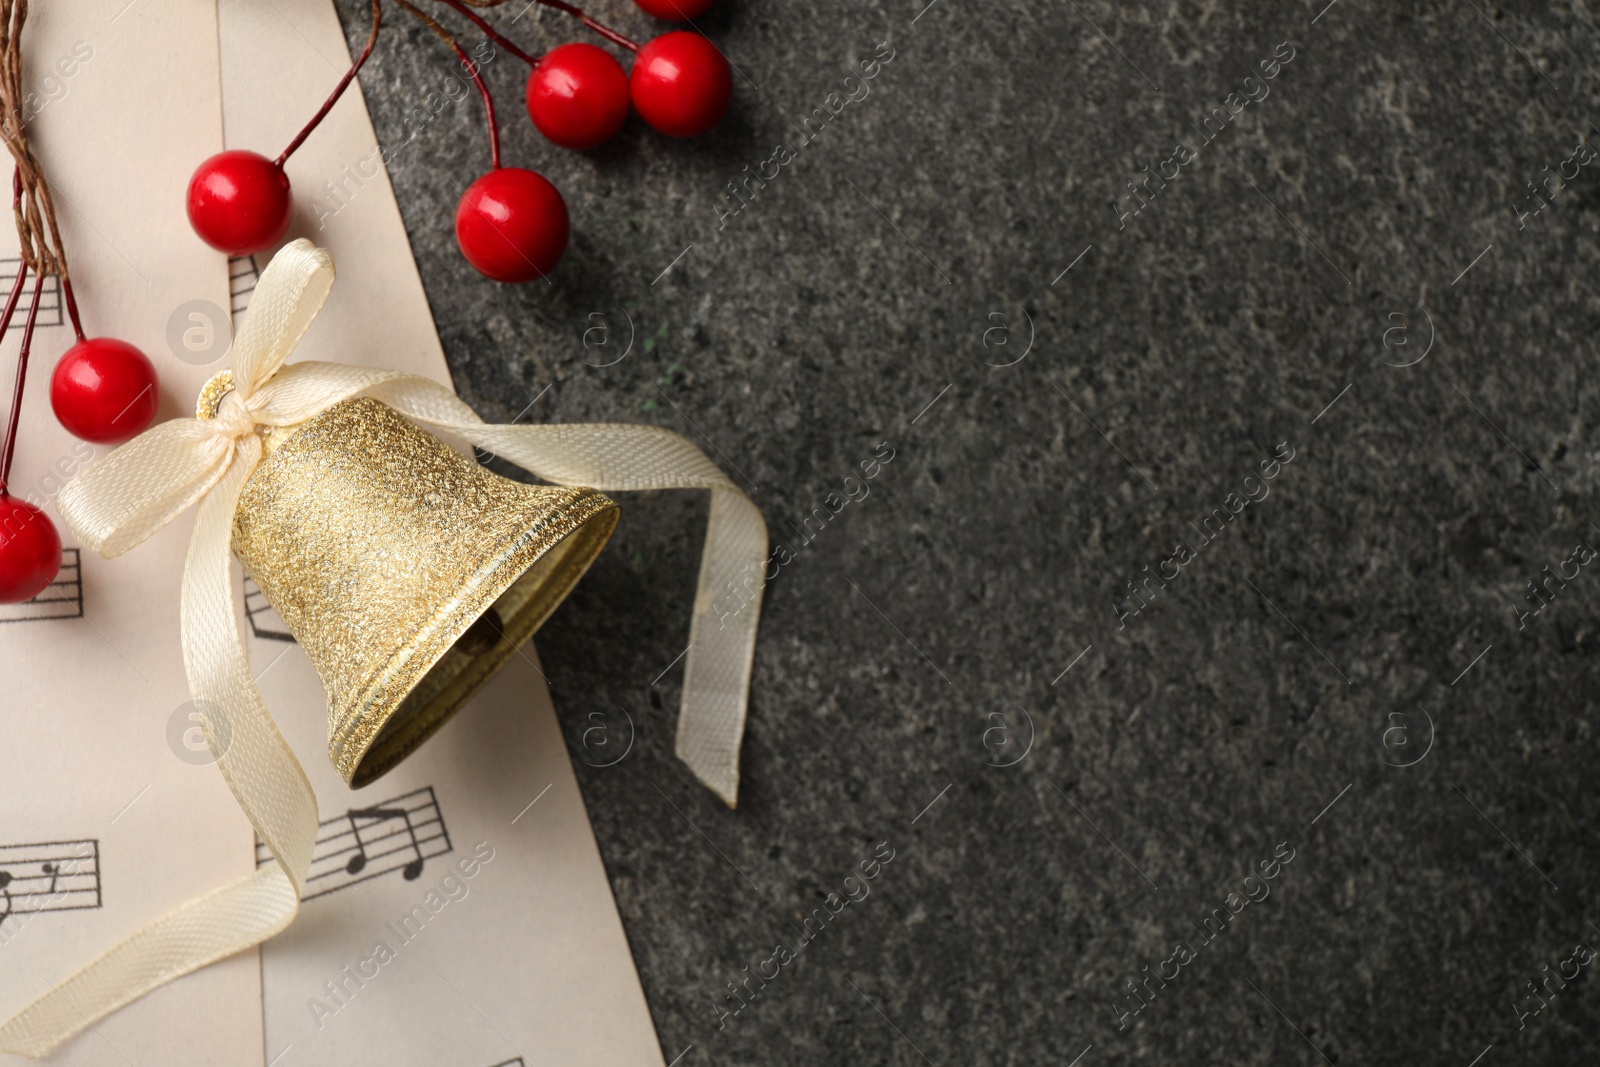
<box><xmin>229</xmin><ymin>254</ymin><xmax>260</xmax><ymax>315</ymax></box>
<box><xmin>0</xmin><ymin>839</ymin><xmax>101</xmax><ymax>927</ymax></box>
<box><xmin>0</xmin><ymin>547</ymin><xmax>83</xmax><ymax>623</ymax></box>
<box><xmin>0</xmin><ymin>257</ymin><xmax>62</xmax><ymax>328</ymax></box>
<box><xmin>256</xmin><ymin>786</ymin><xmax>451</xmax><ymax>901</ymax></box>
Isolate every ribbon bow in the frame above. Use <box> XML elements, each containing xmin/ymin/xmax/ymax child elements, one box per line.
<box><xmin>0</xmin><ymin>239</ymin><xmax>765</xmax><ymax>1056</ymax></box>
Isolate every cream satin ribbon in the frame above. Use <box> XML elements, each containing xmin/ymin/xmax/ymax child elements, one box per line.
<box><xmin>0</xmin><ymin>239</ymin><xmax>765</xmax><ymax>1057</ymax></box>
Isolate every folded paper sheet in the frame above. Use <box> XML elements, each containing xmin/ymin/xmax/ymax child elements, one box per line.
<box><xmin>218</xmin><ymin>1</ymin><xmax>666</xmax><ymax>1063</ymax></box>
<box><xmin>0</xmin><ymin>3</ymin><xmax>262</xmax><ymax>1064</ymax></box>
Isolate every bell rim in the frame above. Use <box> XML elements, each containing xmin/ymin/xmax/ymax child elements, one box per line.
<box><xmin>328</xmin><ymin>485</ymin><xmax>619</xmax><ymax>788</ymax></box>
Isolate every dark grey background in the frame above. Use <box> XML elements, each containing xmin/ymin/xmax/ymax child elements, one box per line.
<box><xmin>336</xmin><ymin>0</ymin><xmax>1600</xmax><ymax>1063</ymax></box>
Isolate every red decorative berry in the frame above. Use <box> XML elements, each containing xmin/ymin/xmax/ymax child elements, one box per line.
<box><xmin>186</xmin><ymin>150</ymin><xmax>293</xmax><ymax>256</ymax></box>
<box><xmin>50</xmin><ymin>337</ymin><xmax>159</xmax><ymax>445</ymax></box>
<box><xmin>630</xmin><ymin>32</ymin><xmax>732</xmax><ymax>138</ymax></box>
<box><xmin>527</xmin><ymin>43</ymin><xmax>631</xmax><ymax>150</ymax></box>
<box><xmin>632</xmin><ymin>0</ymin><xmax>718</xmax><ymax>20</ymax></box>
<box><xmin>455</xmin><ymin>168</ymin><xmax>570</xmax><ymax>283</ymax></box>
<box><xmin>0</xmin><ymin>495</ymin><xmax>60</xmax><ymax>604</ymax></box>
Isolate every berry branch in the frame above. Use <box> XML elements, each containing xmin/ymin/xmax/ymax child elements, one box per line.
<box><xmin>0</xmin><ymin>1</ymin><xmax>62</xmax><ymax>496</ymax></box>
<box><xmin>0</xmin><ymin>0</ymin><xmax>161</xmax><ymax>601</ymax></box>
<box><xmin>187</xmin><ymin>0</ymin><xmax>731</xmax><ymax>285</ymax></box>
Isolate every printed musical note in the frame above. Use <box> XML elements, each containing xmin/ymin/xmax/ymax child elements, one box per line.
<box><xmin>256</xmin><ymin>786</ymin><xmax>451</xmax><ymax>901</ymax></box>
<box><xmin>0</xmin><ymin>257</ymin><xmax>62</xmax><ymax>328</ymax></box>
<box><xmin>0</xmin><ymin>840</ymin><xmax>101</xmax><ymax>925</ymax></box>
<box><xmin>0</xmin><ymin>548</ymin><xmax>83</xmax><ymax>623</ymax></box>
<box><xmin>242</xmin><ymin>573</ymin><xmax>295</xmax><ymax>643</ymax></box>
<box><xmin>346</xmin><ymin>806</ymin><xmax>426</xmax><ymax>880</ymax></box>
<box><xmin>229</xmin><ymin>254</ymin><xmax>260</xmax><ymax>316</ymax></box>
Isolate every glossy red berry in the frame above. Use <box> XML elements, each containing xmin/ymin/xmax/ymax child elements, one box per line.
<box><xmin>455</xmin><ymin>168</ymin><xmax>570</xmax><ymax>283</ymax></box>
<box><xmin>630</xmin><ymin>32</ymin><xmax>732</xmax><ymax>138</ymax></box>
<box><xmin>186</xmin><ymin>150</ymin><xmax>293</xmax><ymax>256</ymax></box>
<box><xmin>0</xmin><ymin>495</ymin><xmax>61</xmax><ymax>604</ymax></box>
<box><xmin>527</xmin><ymin>43</ymin><xmax>631</xmax><ymax>151</ymax></box>
<box><xmin>50</xmin><ymin>338</ymin><xmax>160</xmax><ymax>445</ymax></box>
<box><xmin>632</xmin><ymin>0</ymin><xmax>717</xmax><ymax>20</ymax></box>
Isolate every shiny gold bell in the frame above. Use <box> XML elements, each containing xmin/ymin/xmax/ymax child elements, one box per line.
<box><xmin>226</xmin><ymin>391</ymin><xmax>618</xmax><ymax>788</ymax></box>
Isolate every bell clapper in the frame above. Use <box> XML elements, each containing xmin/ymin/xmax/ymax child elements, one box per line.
<box><xmin>455</xmin><ymin>607</ymin><xmax>505</xmax><ymax>656</ymax></box>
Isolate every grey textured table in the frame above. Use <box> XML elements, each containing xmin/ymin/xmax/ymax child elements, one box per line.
<box><xmin>336</xmin><ymin>0</ymin><xmax>1600</xmax><ymax>1062</ymax></box>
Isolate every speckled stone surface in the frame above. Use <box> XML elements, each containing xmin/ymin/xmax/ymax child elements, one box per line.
<box><xmin>336</xmin><ymin>1</ymin><xmax>1600</xmax><ymax>1062</ymax></box>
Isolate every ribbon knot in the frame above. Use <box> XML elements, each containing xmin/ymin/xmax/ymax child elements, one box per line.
<box><xmin>208</xmin><ymin>389</ymin><xmax>258</xmax><ymax>442</ymax></box>
<box><xmin>1</xmin><ymin>239</ymin><xmax>767</xmax><ymax>1057</ymax></box>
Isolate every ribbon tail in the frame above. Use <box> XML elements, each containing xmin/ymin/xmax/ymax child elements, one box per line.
<box><xmin>376</xmin><ymin>383</ymin><xmax>769</xmax><ymax>806</ymax></box>
<box><xmin>446</xmin><ymin>421</ymin><xmax>767</xmax><ymax>807</ymax></box>
<box><xmin>56</xmin><ymin>419</ymin><xmax>232</xmax><ymax>559</ymax></box>
<box><xmin>0</xmin><ymin>868</ymin><xmax>298</xmax><ymax>1057</ymax></box>
<box><xmin>181</xmin><ymin>443</ymin><xmax>319</xmax><ymax>891</ymax></box>
<box><xmin>677</xmin><ymin>484</ymin><xmax>767</xmax><ymax>807</ymax></box>
<box><xmin>0</xmin><ymin>449</ymin><xmax>320</xmax><ymax>1057</ymax></box>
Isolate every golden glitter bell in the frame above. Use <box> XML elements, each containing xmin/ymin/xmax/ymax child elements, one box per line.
<box><xmin>225</xmin><ymin>389</ymin><xmax>618</xmax><ymax>788</ymax></box>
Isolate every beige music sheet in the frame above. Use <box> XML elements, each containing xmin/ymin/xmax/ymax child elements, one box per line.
<box><xmin>0</xmin><ymin>2</ymin><xmax>264</xmax><ymax>1065</ymax></box>
<box><xmin>217</xmin><ymin>1</ymin><xmax>666</xmax><ymax>1064</ymax></box>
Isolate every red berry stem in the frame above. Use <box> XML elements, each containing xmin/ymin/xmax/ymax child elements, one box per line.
<box><xmin>447</xmin><ymin>0</ymin><xmax>637</xmax><ymax>53</ymax></box>
<box><xmin>0</xmin><ymin>261</ymin><xmax>27</xmax><ymax>495</ymax></box>
<box><xmin>537</xmin><ymin>0</ymin><xmax>639</xmax><ymax>53</ymax></box>
<box><xmin>60</xmin><ymin>275</ymin><xmax>84</xmax><ymax>343</ymax></box>
<box><xmin>0</xmin><ymin>269</ymin><xmax>45</xmax><ymax>496</ymax></box>
<box><xmin>431</xmin><ymin>0</ymin><xmax>537</xmax><ymax>65</ymax></box>
<box><xmin>396</xmin><ymin>0</ymin><xmax>502</xmax><ymax>167</ymax></box>
<box><xmin>277</xmin><ymin>0</ymin><xmax>384</xmax><ymax>168</ymax></box>
<box><xmin>0</xmin><ymin>171</ymin><xmax>34</xmax><ymax>495</ymax></box>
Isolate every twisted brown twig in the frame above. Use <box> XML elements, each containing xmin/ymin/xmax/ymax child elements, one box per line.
<box><xmin>0</xmin><ymin>0</ymin><xmax>59</xmax><ymax>494</ymax></box>
<box><xmin>0</xmin><ymin>0</ymin><xmax>68</xmax><ymax>281</ymax></box>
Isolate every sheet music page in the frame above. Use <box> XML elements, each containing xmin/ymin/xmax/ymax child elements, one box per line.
<box><xmin>0</xmin><ymin>2</ymin><xmax>264</xmax><ymax>1064</ymax></box>
<box><xmin>217</xmin><ymin>1</ymin><xmax>666</xmax><ymax>1063</ymax></box>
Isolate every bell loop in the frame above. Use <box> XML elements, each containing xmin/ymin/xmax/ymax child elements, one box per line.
<box><xmin>195</xmin><ymin>369</ymin><xmax>236</xmax><ymax>421</ymax></box>
<box><xmin>195</xmin><ymin>370</ymin><xmax>263</xmax><ymax>442</ymax></box>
